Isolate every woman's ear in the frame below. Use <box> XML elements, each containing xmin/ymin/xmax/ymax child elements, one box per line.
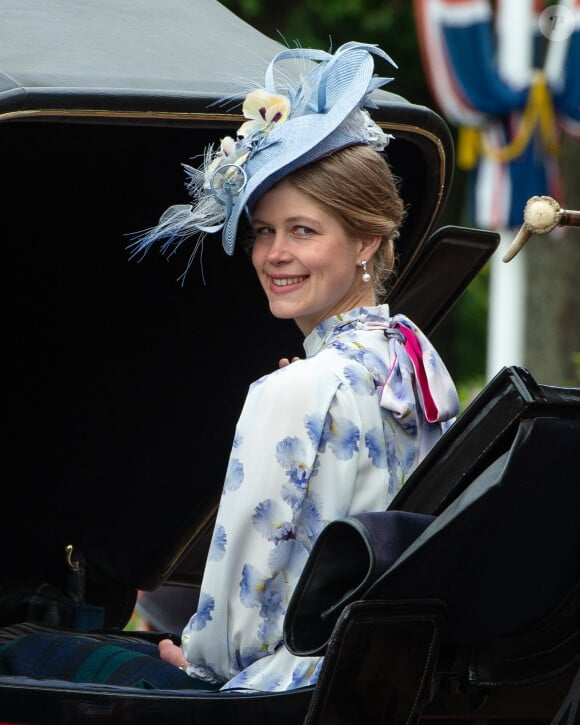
<box><xmin>357</xmin><ymin>234</ymin><xmax>382</xmax><ymax>264</ymax></box>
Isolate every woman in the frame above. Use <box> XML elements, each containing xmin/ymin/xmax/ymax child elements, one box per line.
<box><xmin>145</xmin><ymin>37</ymin><xmax>461</xmax><ymax>688</ymax></box>
<box><xmin>0</xmin><ymin>41</ymin><xmax>458</xmax><ymax>693</ymax></box>
<box><xmin>155</xmin><ymin>140</ymin><xmax>458</xmax><ymax>692</ymax></box>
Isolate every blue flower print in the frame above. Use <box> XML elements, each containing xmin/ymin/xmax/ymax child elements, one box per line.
<box><xmin>187</xmin><ymin>662</ymin><xmax>224</xmax><ymax>685</ymax></box>
<box><xmin>395</xmin><ymin>400</ymin><xmax>418</xmax><ymax>435</ymax></box>
<box><xmin>187</xmin><ymin>592</ymin><xmax>215</xmax><ymax>631</ymax></box>
<box><xmin>328</xmin><ymin>337</ymin><xmax>350</xmax><ymax>353</ymax></box>
<box><xmin>208</xmin><ymin>524</ymin><xmax>227</xmax><ymax>561</ymax></box>
<box><xmin>257</xmin><ymin>571</ymin><xmax>287</xmax><ymax>623</ymax></box>
<box><xmin>304</xmin><ymin>413</ymin><xmax>324</xmax><ymax>448</ymax></box>
<box><xmin>281</xmin><ymin>456</ymin><xmax>320</xmax><ymax>513</ymax></box>
<box><xmin>290</xmin><ymin>657</ymin><xmax>322</xmax><ymax>689</ymax></box>
<box><xmin>258</xmin><ymin>618</ymin><xmax>283</xmax><ymax>653</ymax></box>
<box><xmin>232</xmin><ymin>431</ymin><xmax>243</xmax><ymax>449</ymax></box>
<box><xmin>240</xmin><ymin>565</ymin><xmax>288</xmax><ymax>632</ymax></box>
<box><xmin>228</xmin><ymin>662</ymin><xmax>283</xmax><ymax>691</ymax></box>
<box><xmin>240</xmin><ymin>539</ymin><xmax>310</xmax><ymax>650</ymax></box>
<box><xmin>352</xmin><ymin>348</ymin><xmax>389</xmax><ymax>382</ymax></box>
<box><xmin>268</xmin><ymin>538</ymin><xmax>309</xmax><ymax>578</ymax></box>
<box><xmin>252</xmin><ymin>490</ymin><xmax>322</xmax><ymax>551</ymax></box>
<box><xmin>275</xmin><ymin>437</ymin><xmax>312</xmax><ymax>488</ymax></box>
<box><xmin>223</xmin><ymin>457</ymin><xmax>244</xmax><ymax>492</ymax></box>
<box><xmin>280</xmin><ymin>478</ymin><xmax>304</xmax><ymax>512</ymax></box>
<box><xmin>240</xmin><ymin>563</ymin><xmax>267</xmax><ymax>609</ymax></box>
<box><xmin>365</xmin><ymin>427</ymin><xmax>388</xmax><ymax>468</ymax></box>
<box><xmin>383</xmin><ymin>422</ymin><xmax>412</xmax><ymax>495</ymax></box>
<box><xmin>320</xmin><ymin>411</ymin><xmax>360</xmax><ymax>460</ymax></box>
<box><xmin>343</xmin><ymin>363</ymin><xmax>376</xmax><ymax>395</ymax></box>
<box><xmin>401</xmin><ymin>440</ymin><xmax>419</xmax><ymax>476</ymax></box>
<box><xmin>293</xmin><ymin>493</ymin><xmax>324</xmax><ymax>548</ymax></box>
<box><xmin>313</xmin><ymin>313</ymin><xmax>343</xmax><ymax>342</ymax></box>
<box><xmin>256</xmin><ymin>577</ymin><xmax>287</xmax><ymax>645</ymax></box>
<box><xmin>252</xmin><ymin>499</ymin><xmax>296</xmax><ymax>544</ymax></box>
<box><xmin>382</xmin><ymin>369</ymin><xmax>418</xmax><ymax>434</ymax></box>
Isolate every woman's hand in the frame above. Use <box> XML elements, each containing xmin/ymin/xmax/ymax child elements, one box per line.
<box><xmin>158</xmin><ymin>638</ymin><xmax>189</xmax><ymax>670</ymax></box>
<box><xmin>279</xmin><ymin>356</ymin><xmax>301</xmax><ymax>368</ymax></box>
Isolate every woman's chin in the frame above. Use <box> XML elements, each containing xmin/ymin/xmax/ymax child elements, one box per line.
<box><xmin>268</xmin><ymin>303</ymin><xmax>297</xmax><ymax>321</ymax></box>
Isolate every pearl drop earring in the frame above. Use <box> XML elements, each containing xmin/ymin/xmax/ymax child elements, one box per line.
<box><xmin>361</xmin><ymin>260</ymin><xmax>371</xmax><ymax>283</ymax></box>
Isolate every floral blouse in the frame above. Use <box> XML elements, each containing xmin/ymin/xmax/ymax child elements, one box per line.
<box><xmin>180</xmin><ymin>304</ymin><xmax>459</xmax><ymax>692</ymax></box>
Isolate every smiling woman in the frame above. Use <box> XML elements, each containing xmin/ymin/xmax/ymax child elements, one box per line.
<box><xmin>131</xmin><ymin>40</ymin><xmax>460</xmax><ymax>692</ymax></box>
<box><xmin>248</xmin><ymin>144</ymin><xmax>405</xmax><ymax>335</ymax></box>
<box><xmin>0</xmin><ymin>39</ymin><xmax>459</xmax><ymax>694</ymax></box>
<box><xmin>250</xmin><ymin>176</ymin><xmax>378</xmax><ymax>335</ymax></box>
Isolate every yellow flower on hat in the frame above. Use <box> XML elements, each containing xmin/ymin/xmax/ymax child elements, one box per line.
<box><xmin>238</xmin><ymin>89</ymin><xmax>291</xmax><ymax>140</ymax></box>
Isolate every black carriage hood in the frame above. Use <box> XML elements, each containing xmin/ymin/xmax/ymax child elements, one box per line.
<box><xmin>0</xmin><ymin>0</ymin><xmax>460</xmax><ymax>628</ymax></box>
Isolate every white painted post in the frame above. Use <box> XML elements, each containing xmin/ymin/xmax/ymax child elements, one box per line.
<box><xmin>486</xmin><ymin>231</ymin><xmax>526</xmax><ymax>378</ymax></box>
<box><xmin>485</xmin><ymin>0</ymin><xmax>533</xmax><ymax>380</ymax></box>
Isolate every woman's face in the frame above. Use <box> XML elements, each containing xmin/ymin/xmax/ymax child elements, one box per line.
<box><xmin>251</xmin><ymin>179</ymin><xmax>376</xmax><ymax>336</ymax></box>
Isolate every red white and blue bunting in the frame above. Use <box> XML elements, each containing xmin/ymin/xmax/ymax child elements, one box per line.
<box><xmin>414</xmin><ymin>0</ymin><xmax>580</xmax><ymax>229</ymax></box>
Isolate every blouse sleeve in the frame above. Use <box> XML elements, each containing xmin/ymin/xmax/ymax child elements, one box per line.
<box><xmin>180</xmin><ymin>356</ymin><xmax>388</xmax><ymax>691</ymax></box>
<box><xmin>180</xmin><ymin>360</ymin><xmax>335</xmax><ymax>686</ymax></box>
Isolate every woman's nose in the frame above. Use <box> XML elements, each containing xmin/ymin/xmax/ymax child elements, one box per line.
<box><xmin>266</xmin><ymin>233</ymin><xmax>291</xmax><ymax>263</ymax></box>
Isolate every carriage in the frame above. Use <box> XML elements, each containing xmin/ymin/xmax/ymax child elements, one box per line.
<box><xmin>0</xmin><ymin>1</ymin><xmax>578</xmax><ymax>722</ymax></box>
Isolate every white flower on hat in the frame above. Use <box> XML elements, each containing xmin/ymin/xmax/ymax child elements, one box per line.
<box><xmin>238</xmin><ymin>89</ymin><xmax>291</xmax><ymax>140</ymax></box>
<box><xmin>204</xmin><ymin>136</ymin><xmax>250</xmax><ymax>190</ymax></box>
<box><xmin>203</xmin><ymin>89</ymin><xmax>289</xmax><ymax>193</ymax></box>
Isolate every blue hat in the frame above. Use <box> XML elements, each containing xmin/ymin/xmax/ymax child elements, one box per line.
<box><xmin>129</xmin><ymin>42</ymin><xmax>397</xmax><ymax>275</ymax></box>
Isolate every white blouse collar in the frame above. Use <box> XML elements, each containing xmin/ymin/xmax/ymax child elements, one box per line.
<box><xmin>303</xmin><ymin>304</ymin><xmax>391</xmax><ymax>357</ymax></box>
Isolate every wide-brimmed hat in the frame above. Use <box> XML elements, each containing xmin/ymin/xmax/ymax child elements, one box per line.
<box><xmin>129</xmin><ymin>42</ymin><xmax>398</xmax><ymax>272</ymax></box>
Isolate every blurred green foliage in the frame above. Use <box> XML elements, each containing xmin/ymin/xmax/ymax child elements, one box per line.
<box><xmin>570</xmin><ymin>352</ymin><xmax>580</xmax><ymax>386</ymax></box>
<box><xmin>222</xmin><ymin>1</ymin><xmax>433</xmax><ymax>105</ymax></box>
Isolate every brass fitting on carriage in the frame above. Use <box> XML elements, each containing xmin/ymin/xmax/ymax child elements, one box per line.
<box><xmin>64</xmin><ymin>544</ymin><xmax>87</xmax><ymax>604</ymax></box>
<box><xmin>502</xmin><ymin>196</ymin><xmax>580</xmax><ymax>262</ymax></box>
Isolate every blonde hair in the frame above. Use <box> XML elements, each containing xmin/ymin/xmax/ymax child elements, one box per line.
<box><xmin>285</xmin><ymin>144</ymin><xmax>405</xmax><ymax>301</ymax></box>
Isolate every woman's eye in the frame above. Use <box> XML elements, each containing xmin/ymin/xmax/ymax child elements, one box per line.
<box><xmin>253</xmin><ymin>226</ymin><xmax>274</xmax><ymax>237</ymax></box>
<box><xmin>293</xmin><ymin>225</ymin><xmax>315</xmax><ymax>236</ymax></box>
<box><xmin>252</xmin><ymin>224</ymin><xmax>316</xmax><ymax>239</ymax></box>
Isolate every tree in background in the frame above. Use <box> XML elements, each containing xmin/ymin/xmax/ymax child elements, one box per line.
<box><xmin>221</xmin><ymin>1</ymin><xmax>432</xmax><ymax>105</ymax></box>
